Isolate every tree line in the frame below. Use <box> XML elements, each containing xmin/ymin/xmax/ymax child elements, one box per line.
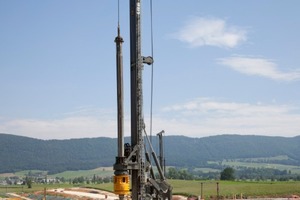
<box><xmin>165</xmin><ymin>167</ymin><xmax>300</xmax><ymax>181</ymax></box>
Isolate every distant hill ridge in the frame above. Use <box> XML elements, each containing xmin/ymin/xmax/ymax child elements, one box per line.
<box><xmin>0</xmin><ymin>133</ymin><xmax>299</xmax><ymax>174</ymax></box>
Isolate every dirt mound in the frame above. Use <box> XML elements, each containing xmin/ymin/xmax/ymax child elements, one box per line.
<box><xmin>173</xmin><ymin>195</ymin><xmax>188</xmax><ymax>200</ymax></box>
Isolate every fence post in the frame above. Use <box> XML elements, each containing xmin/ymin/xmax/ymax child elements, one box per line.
<box><xmin>216</xmin><ymin>182</ymin><xmax>219</xmax><ymax>200</ymax></box>
<box><xmin>43</xmin><ymin>187</ymin><xmax>47</xmax><ymax>200</ymax></box>
<box><xmin>201</xmin><ymin>182</ymin><xmax>203</xmax><ymax>200</ymax></box>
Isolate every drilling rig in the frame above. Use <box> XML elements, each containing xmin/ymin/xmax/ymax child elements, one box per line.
<box><xmin>113</xmin><ymin>0</ymin><xmax>172</xmax><ymax>200</ymax></box>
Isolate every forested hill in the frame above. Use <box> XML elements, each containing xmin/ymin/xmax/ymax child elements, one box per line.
<box><xmin>1</xmin><ymin>133</ymin><xmax>300</xmax><ymax>174</ymax></box>
<box><xmin>165</xmin><ymin>135</ymin><xmax>300</xmax><ymax>166</ymax></box>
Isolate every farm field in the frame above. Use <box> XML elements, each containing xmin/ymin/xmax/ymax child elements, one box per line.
<box><xmin>221</xmin><ymin>161</ymin><xmax>300</xmax><ymax>174</ymax></box>
<box><xmin>1</xmin><ymin>180</ymin><xmax>300</xmax><ymax>199</ymax></box>
<box><xmin>168</xmin><ymin>180</ymin><xmax>300</xmax><ymax>198</ymax></box>
<box><xmin>0</xmin><ymin>167</ymin><xmax>114</xmax><ymax>180</ymax></box>
<box><xmin>53</xmin><ymin>167</ymin><xmax>114</xmax><ymax>179</ymax></box>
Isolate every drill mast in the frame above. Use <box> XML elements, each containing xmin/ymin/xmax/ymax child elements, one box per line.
<box><xmin>129</xmin><ymin>0</ymin><xmax>146</xmax><ymax>198</ymax></box>
<box><xmin>113</xmin><ymin>1</ymin><xmax>172</xmax><ymax>200</ymax></box>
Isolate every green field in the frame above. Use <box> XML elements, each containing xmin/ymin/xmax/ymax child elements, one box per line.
<box><xmin>193</xmin><ymin>168</ymin><xmax>221</xmax><ymax>173</ymax></box>
<box><xmin>222</xmin><ymin>161</ymin><xmax>300</xmax><ymax>174</ymax></box>
<box><xmin>53</xmin><ymin>167</ymin><xmax>114</xmax><ymax>179</ymax></box>
<box><xmin>71</xmin><ymin>180</ymin><xmax>300</xmax><ymax>198</ymax></box>
<box><xmin>1</xmin><ymin>180</ymin><xmax>300</xmax><ymax>199</ymax></box>
<box><xmin>168</xmin><ymin>180</ymin><xmax>300</xmax><ymax>198</ymax></box>
<box><xmin>0</xmin><ymin>167</ymin><xmax>114</xmax><ymax>180</ymax></box>
<box><xmin>239</xmin><ymin>155</ymin><xmax>290</xmax><ymax>162</ymax></box>
<box><xmin>1</xmin><ymin>162</ymin><xmax>300</xmax><ymax>199</ymax></box>
<box><xmin>0</xmin><ymin>184</ymin><xmax>71</xmax><ymax>198</ymax></box>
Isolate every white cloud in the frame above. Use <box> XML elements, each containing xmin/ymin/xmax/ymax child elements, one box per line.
<box><xmin>173</xmin><ymin>17</ymin><xmax>247</xmax><ymax>48</ymax></box>
<box><xmin>1</xmin><ymin>98</ymin><xmax>300</xmax><ymax>139</ymax></box>
<box><xmin>160</xmin><ymin>98</ymin><xmax>300</xmax><ymax>138</ymax></box>
<box><xmin>0</xmin><ymin>116</ymin><xmax>116</xmax><ymax>140</ymax></box>
<box><xmin>218</xmin><ymin>56</ymin><xmax>300</xmax><ymax>81</ymax></box>
<box><xmin>0</xmin><ymin>108</ymin><xmax>130</xmax><ymax>140</ymax></box>
<box><xmin>163</xmin><ymin>98</ymin><xmax>290</xmax><ymax>117</ymax></box>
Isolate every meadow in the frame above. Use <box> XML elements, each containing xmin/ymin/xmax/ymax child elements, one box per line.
<box><xmin>221</xmin><ymin>161</ymin><xmax>300</xmax><ymax>174</ymax></box>
<box><xmin>1</xmin><ymin>162</ymin><xmax>300</xmax><ymax>199</ymax></box>
<box><xmin>1</xmin><ymin>180</ymin><xmax>300</xmax><ymax>199</ymax></box>
<box><xmin>168</xmin><ymin>180</ymin><xmax>300</xmax><ymax>198</ymax></box>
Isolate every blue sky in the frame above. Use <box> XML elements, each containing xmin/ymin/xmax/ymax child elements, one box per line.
<box><xmin>1</xmin><ymin>0</ymin><xmax>300</xmax><ymax>139</ymax></box>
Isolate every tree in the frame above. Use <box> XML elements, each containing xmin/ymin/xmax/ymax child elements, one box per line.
<box><xmin>167</xmin><ymin>168</ymin><xmax>179</xmax><ymax>179</ymax></box>
<box><xmin>103</xmin><ymin>176</ymin><xmax>111</xmax><ymax>183</ymax></box>
<box><xmin>220</xmin><ymin>167</ymin><xmax>235</xmax><ymax>181</ymax></box>
<box><xmin>25</xmin><ymin>176</ymin><xmax>32</xmax><ymax>188</ymax></box>
<box><xmin>92</xmin><ymin>174</ymin><xmax>96</xmax><ymax>184</ymax></box>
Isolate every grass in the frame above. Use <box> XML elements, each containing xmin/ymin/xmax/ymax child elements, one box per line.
<box><xmin>222</xmin><ymin>161</ymin><xmax>300</xmax><ymax>174</ymax></box>
<box><xmin>0</xmin><ymin>167</ymin><xmax>114</xmax><ymax>180</ymax></box>
<box><xmin>168</xmin><ymin>180</ymin><xmax>300</xmax><ymax>198</ymax></box>
<box><xmin>52</xmin><ymin>167</ymin><xmax>114</xmax><ymax>179</ymax></box>
<box><xmin>0</xmin><ymin>183</ymin><xmax>83</xmax><ymax>198</ymax></box>
<box><xmin>240</xmin><ymin>155</ymin><xmax>290</xmax><ymax>162</ymax></box>
<box><xmin>14</xmin><ymin>170</ymin><xmax>47</xmax><ymax>177</ymax></box>
<box><xmin>1</xmin><ymin>180</ymin><xmax>300</xmax><ymax>199</ymax></box>
<box><xmin>193</xmin><ymin>168</ymin><xmax>221</xmax><ymax>173</ymax></box>
<box><xmin>0</xmin><ymin>183</ymin><xmax>114</xmax><ymax>199</ymax></box>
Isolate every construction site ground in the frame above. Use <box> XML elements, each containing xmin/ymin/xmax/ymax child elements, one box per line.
<box><xmin>1</xmin><ymin>189</ymin><xmax>299</xmax><ymax>200</ymax></box>
<box><xmin>1</xmin><ymin>187</ymin><xmax>119</xmax><ymax>200</ymax></box>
